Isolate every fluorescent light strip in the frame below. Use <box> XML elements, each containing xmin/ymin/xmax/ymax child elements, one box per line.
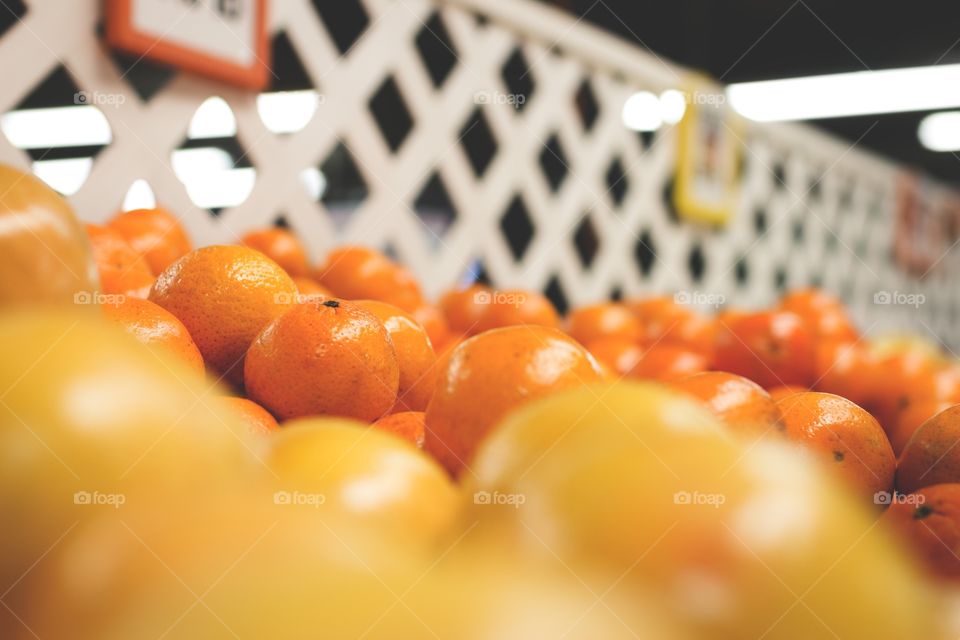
<box><xmin>727</xmin><ymin>64</ymin><xmax>960</xmax><ymax>122</ymax></box>
<box><xmin>918</xmin><ymin>111</ymin><xmax>960</xmax><ymax>152</ymax></box>
<box><xmin>1</xmin><ymin>106</ymin><xmax>112</xmax><ymax>148</ymax></box>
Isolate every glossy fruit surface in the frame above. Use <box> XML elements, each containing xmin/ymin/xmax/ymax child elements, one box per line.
<box><xmin>673</xmin><ymin>371</ymin><xmax>784</xmax><ymax>436</ymax></box>
<box><xmin>629</xmin><ymin>344</ymin><xmax>709</xmax><ymax>381</ymax></box>
<box><xmin>473</xmin><ymin>289</ymin><xmax>561</xmax><ymax>333</ymax></box>
<box><xmin>897</xmin><ymin>405</ymin><xmax>960</xmax><ymax>493</ymax></box>
<box><xmin>241</xmin><ymin>227</ymin><xmax>310</xmax><ymax>277</ymax></box>
<box><xmin>219</xmin><ymin>396</ymin><xmax>279</xmax><ymax>435</ymax></box>
<box><xmin>439</xmin><ymin>284</ymin><xmax>490</xmax><ymax>334</ymax></box>
<box><xmin>715</xmin><ymin>310</ymin><xmax>815</xmax><ymax>388</ymax></box>
<box><xmin>108</xmin><ymin>207</ymin><xmax>192</xmax><ymax>274</ymax></box>
<box><xmin>101</xmin><ymin>296</ymin><xmax>204</xmax><ymax>376</ymax></box>
<box><xmin>566</xmin><ymin>302</ymin><xmax>642</xmax><ymax>345</ymax></box>
<box><xmin>245</xmin><ymin>299</ymin><xmax>399</xmax><ymax>422</ymax></box>
<box><xmin>585</xmin><ymin>337</ymin><xmax>644</xmax><ymax>377</ymax></box>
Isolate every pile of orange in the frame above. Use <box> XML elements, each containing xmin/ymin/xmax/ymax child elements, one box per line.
<box><xmin>4</xmin><ymin>161</ymin><xmax>960</xmax><ymax>640</ymax></box>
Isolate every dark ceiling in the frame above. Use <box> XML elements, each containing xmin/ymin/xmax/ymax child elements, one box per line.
<box><xmin>546</xmin><ymin>0</ymin><xmax>960</xmax><ymax>186</ymax></box>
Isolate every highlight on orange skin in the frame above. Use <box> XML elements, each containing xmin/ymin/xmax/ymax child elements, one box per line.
<box><xmin>566</xmin><ymin>303</ymin><xmax>642</xmax><ymax>345</ymax></box>
<box><xmin>373</xmin><ymin>411</ymin><xmax>426</xmax><ymax>448</ymax></box>
<box><xmin>897</xmin><ymin>404</ymin><xmax>960</xmax><ymax>494</ymax></box>
<box><xmin>629</xmin><ymin>344</ymin><xmax>708</xmax><ymax>382</ymax></box>
<box><xmin>219</xmin><ymin>396</ymin><xmax>280</xmax><ymax>435</ymax></box>
<box><xmin>673</xmin><ymin>371</ymin><xmax>784</xmax><ymax>436</ymax></box>
<box><xmin>585</xmin><ymin>338</ymin><xmax>644</xmax><ymax>378</ymax></box>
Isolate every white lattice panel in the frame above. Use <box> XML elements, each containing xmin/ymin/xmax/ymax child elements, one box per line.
<box><xmin>0</xmin><ymin>0</ymin><xmax>957</xmax><ymax>348</ymax></box>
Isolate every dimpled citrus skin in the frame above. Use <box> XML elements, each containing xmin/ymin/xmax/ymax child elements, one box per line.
<box><xmin>149</xmin><ymin>245</ymin><xmax>297</xmax><ymax>385</ymax></box>
<box><xmin>244</xmin><ymin>299</ymin><xmax>400</xmax><ymax>422</ymax></box>
<box><xmin>241</xmin><ymin>228</ymin><xmax>310</xmax><ymax>278</ymax></box>
<box><xmin>101</xmin><ymin>296</ymin><xmax>204</xmax><ymax>377</ymax></box>
<box><xmin>108</xmin><ymin>207</ymin><xmax>192</xmax><ymax>275</ymax></box>
<box><xmin>355</xmin><ymin>299</ymin><xmax>437</xmax><ymax>412</ymax></box>
<box><xmin>777</xmin><ymin>391</ymin><xmax>895</xmax><ymax>498</ymax></box>
<box><xmin>424</xmin><ymin>325</ymin><xmax>604</xmax><ymax>477</ymax></box>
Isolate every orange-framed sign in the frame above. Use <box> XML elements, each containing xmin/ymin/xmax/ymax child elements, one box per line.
<box><xmin>106</xmin><ymin>0</ymin><xmax>270</xmax><ymax>90</ymax></box>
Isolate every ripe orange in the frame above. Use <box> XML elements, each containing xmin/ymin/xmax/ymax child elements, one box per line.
<box><xmin>779</xmin><ymin>288</ymin><xmax>857</xmax><ymax>342</ymax></box>
<box><xmin>219</xmin><ymin>396</ymin><xmax>279</xmax><ymax>435</ymax></box>
<box><xmin>673</xmin><ymin>371</ymin><xmax>784</xmax><ymax>436</ymax></box>
<box><xmin>292</xmin><ymin>276</ymin><xmax>332</xmax><ymax>300</ymax></box>
<box><xmin>889</xmin><ymin>399</ymin><xmax>956</xmax><ymax>456</ymax></box>
<box><xmin>472</xmin><ymin>289</ymin><xmax>560</xmax><ymax>333</ymax></box>
<box><xmin>0</xmin><ymin>164</ymin><xmax>97</xmax><ymax>308</ymax></box>
<box><xmin>101</xmin><ymin>296</ymin><xmax>204</xmax><ymax>376</ymax></box>
<box><xmin>897</xmin><ymin>405</ymin><xmax>960</xmax><ymax>493</ymax></box>
<box><xmin>880</xmin><ymin>483</ymin><xmax>960</xmax><ymax>581</ymax></box>
<box><xmin>566</xmin><ymin>302</ymin><xmax>642</xmax><ymax>345</ymax></box>
<box><xmin>585</xmin><ymin>338</ymin><xmax>644</xmax><ymax>378</ymax></box>
<box><xmin>245</xmin><ymin>298</ymin><xmax>399</xmax><ymax>422</ymax></box>
<box><xmin>315</xmin><ymin>245</ymin><xmax>423</xmax><ymax>312</ymax></box>
<box><xmin>85</xmin><ymin>223</ymin><xmax>154</xmax><ymax>297</ymax></box>
<box><xmin>864</xmin><ymin>352</ymin><xmax>943</xmax><ymax>432</ymax></box>
<box><xmin>715</xmin><ymin>310</ymin><xmax>815</xmax><ymax>389</ymax></box>
<box><xmin>813</xmin><ymin>340</ymin><xmax>874</xmax><ymax>406</ymax></box>
<box><xmin>628</xmin><ymin>296</ymin><xmax>716</xmax><ymax>357</ymax></box>
<box><xmin>410</xmin><ymin>303</ymin><xmax>451</xmax><ymax>349</ymax></box>
<box><xmin>776</xmin><ymin>391</ymin><xmax>895</xmax><ymax>498</ymax></box>
<box><xmin>108</xmin><ymin>207</ymin><xmax>192</xmax><ymax>274</ymax></box>
<box><xmin>355</xmin><ymin>299</ymin><xmax>437</xmax><ymax>412</ymax></box>
<box><xmin>149</xmin><ymin>245</ymin><xmax>297</xmax><ymax>385</ymax></box>
<box><xmin>439</xmin><ymin>284</ymin><xmax>490</xmax><ymax>334</ymax></box>
<box><xmin>629</xmin><ymin>344</ymin><xmax>708</xmax><ymax>382</ymax></box>
<box><xmin>767</xmin><ymin>385</ymin><xmax>807</xmax><ymax>403</ymax></box>
<box><xmin>424</xmin><ymin>325</ymin><xmax>603</xmax><ymax>477</ymax></box>
<box><xmin>372</xmin><ymin>411</ymin><xmax>426</xmax><ymax>448</ymax></box>
<box><xmin>241</xmin><ymin>227</ymin><xmax>310</xmax><ymax>278</ymax></box>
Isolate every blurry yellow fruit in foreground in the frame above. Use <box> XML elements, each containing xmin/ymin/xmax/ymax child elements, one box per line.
<box><xmin>0</xmin><ymin>311</ymin><xmax>257</xmax><ymax>598</ymax></box>
<box><xmin>465</xmin><ymin>382</ymin><xmax>939</xmax><ymax>640</ymax></box>
<box><xmin>265</xmin><ymin>418</ymin><xmax>459</xmax><ymax>544</ymax></box>
<box><xmin>0</xmin><ymin>164</ymin><xmax>97</xmax><ymax>307</ymax></box>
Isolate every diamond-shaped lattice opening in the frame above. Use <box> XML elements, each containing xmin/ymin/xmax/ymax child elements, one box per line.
<box><xmin>121</xmin><ymin>179</ymin><xmax>157</xmax><ymax>211</ymax></box>
<box><xmin>754</xmin><ymin>207</ymin><xmax>768</xmax><ymax>235</ymax></box>
<box><xmin>792</xmin><ymin>218</ymin><xmax>805</xmax><ymax>244</ymax></box>
<box><xmin>808</xmin><ymin>175</ymin><xmax>823</xmax><ymax>201</ymax></box>
<box><xmin>501</xmin><ymin>47</ymin><xmax>535</xmax><ymax>112</ymax></box>
<box><xmin>538</xmin><ymin>134</ymin><xmax>569</xmax><ymax>193</ymax></box>
<box><xmin>459</xmin><ymin>257</ymin><xmax>492</xmax><ymax>287</ymax></box>
<box><xmin>1</xmin><ymin>66</ymin><xmax>112</xmax><ymax>196</ymax></box>
<box><xmin>609</xmin><ymin>285</ymin><xmax>623</xmax><ymax>301</ymax></box>
<box><xmin>774</xmin><ymin>266</ymin><xmax>788</xmax><ymax>291</ymax></box>
<box><xmin>311</xmin><ymin>0</ymin><xmax>369</xmax><ymax>55</ymax></box>
<box><xmin>0</xmin><ymin>0</ymin><xmax>27</xmax><ymax>39</ymax></box>
<box><xmin>500</xmin><ymin>195</ymin><xmax>535</xmax><ymax>261</ymax></box>
<box><xmin>414</xmin><ymin>172</ymin><xmax>458</xmax><ymax>249</ymax></box>
<box><xmin>369</xmin><ymin>76</ymin><xmax>413</xmax><ymax>153</ymax></box>
<box><xmin>688</xmin><ymin>244</ymin><xmax>706</xmax><ymax>282</ymax></box>
<box><xmin>415</xmin><ymin>12</ymin><xmax>458</xmax><ymax>88</ymax></box>
<box><xmin>638</xmin><ymin>130</ymin><xmax>656</xmax><ymax>149</ymax></box>
<box><xmin>106</xmin><ymin>48</ymin><xmax>177</xmax><ymax>103</ymax></box>
<box><xmin>825</xmin><ymin>232</ymin><xmax>839</xmax><ymax>255</ymax></box>
<box><xmin>605</xmin><ymin>157</ymin><xmax>629</xmax><ymax>207</ymax></box>
<box><xmin>663</xmin><ymin>177</ymin><xmax>681</xmax><ymax>225</ymax></box>
<box><xmin>459</xmin><ymin>108</ymin><xmax>497</xmax><ymax>178</ymax></box>
<box><xmin>257</xmin><ymin>32</ymin><xmax>320</xmax><ymax>135</ymax></box>
<box><xmin>772</xmin><ymin>162</ymin><xmax>787</xmax><ymax>189</ymax></box>
<box><xmin>574</xmin><ymin>79</ymin><xmax>599</xmax><ymax>131</ymax></box>
<box><xmin>573</xmin><ymin>214</ymin><xmax>600</xmax><ymax>268</ymax></box>
<box><xmin>735</xmin><ymin>255</ymin><xmax>749</xmax><ymax>287</ymax></box>
<box><xmin>174</xmin><ymin>98</ymin><xmax>254</xmax><ymax>216</ymax></box>
<box><xmin>302</xmin><ymin>141</ymin><xmax>369</xmax><ymax>231</ymax></box>
<box><xmin>634</xmin><ymin>229</ymin><xmax>657</xmax><ymax>277</ymax></box>
<box><xmin>543</xmin><ymin>275</ymin><xmax>569</xmax><ymax>314</ymax></box>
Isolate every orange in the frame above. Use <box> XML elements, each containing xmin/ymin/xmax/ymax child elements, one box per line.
<box><xmin>373</xmin><ymin>411</ymin><xmax>426</xmax><ymax>448</ymax></box>
<box><xmin>585</xmin><ymin>338</ymin><xmax>644</xmax><ymax>377</ymax></box>
<box><xmin>241</xmin><ymin>227</ymin><xmax>310</xmax><ymax>278</ymax></box>
<box><xmin>219</xmin><ymin>396</ymin><xmax>279</xmax><ymax>435</ymax></box>
<box><xmin>292</xmin><ymin>276</ymin><xmax>332</xmax><ymax>300</ymax></box>
<box><xmin>85</xmin><ymin>223</ymin><xmax>154</xmax><ymax>298</ymax></box>
<box><xmin>889</xmin><ymin>399</ymin><xmax>956</xmax><ymax>456</ymax></box>
<box><xmin>897</xmin><ymin>405</ymin><xmax>960</xmax><ymax>493</ymax></box>
<box><xmin>714</xmin><ymin>310</ymin><xmax>815</xmax><ymax>389</ymax></box>
<box><xmin>424</xmin><ymin>325</ymin><xmax>603</xmax><ymax>477</ymax></box>
<box><xmin>101</xmin><ymin>296</ymin><xmax>204</xmax><ymax>376</ymax></box>
<box><xmin>768</xmin><ymin>385</ymin><xmax>807</xmax><ymax>403</ymax></box>
<box><xmin>0</xmin><ymin>164</ymin><xmax>97</xmax><ymax>308</ymax></box>
<box><xmin>628</xmin><ymin>296</ymin><xmax>716</xmax><ymax>358</ymax></box>
<box><xmin>813</xmin><ymin>340</ymin><xmax>875</xmax><ymax>406</ymax></box>
<box><xmin>865</xmin><ymin>352</ymin><xmax>942</xmax><ymax>432</ymax></box>
<box><xmin>439</xmin><ymin>284</ymin><xmax>490</xmax><ymax>334</ymax></box>
<box><xmin>776</xmin><ymin>391</ymin><xmax>895</xmax><ymax>498</ymax></box>
<box><xmin>355</xmin><ymin>299</ymin><xmax>437</xmax><ymax>412</ymax></box>
<box><xmin>472</xmin><ymin>289</ymin><xmax>560</xmax><ymax>333</ymax></box>
<box><xmin>315</xmin><ymin>245</ymin><xmax>423</xmax><ymax>312</ymax></box>
<box><xmin>880</xmin><ymin>483</ymin><xmax>960</xmax><ymax>581</ymax></box>
<box><xmin>108</xmin><ymin>206</ymin><xmax>192</xmax><ymax>274</ymax></box>
<box><xmin>779</xmin><ymin>288</ymin><xmax>858</xmax><ymax>342</ymax></box>
<box><xmin>149</xmin><ymin>245</ymin><xmax>297</xmax><ymax>385</ymax></box>
<box><xmin>566</xmin><ymin>302</ymin><xmax>642</xmax><ymax>345</ymax></box>
<box><xmin>410</xmin><ymin>303</ymin><xmax>451</xmax><ymax>349</ymax></box>
<box><xmin>629</xmin><ymin>344</ymin><xmax>708</xmax><ymax>382</ymax></box>
<box><xmin>673</xmin><ymin>371</ymin><xmax>784</xmax><ymax>436</ymax></box>
<box><xmin>245</xmin><ymin>298</ymin><xmax>399</xmax><ymax>422</ymax></box>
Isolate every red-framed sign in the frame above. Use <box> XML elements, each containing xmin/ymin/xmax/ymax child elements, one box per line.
<box><xmin>106</xmin><ymin>0</ymin><xmax>270</xmax><ymax>90</ymax></box>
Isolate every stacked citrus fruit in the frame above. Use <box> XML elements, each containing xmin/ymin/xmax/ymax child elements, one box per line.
<box><xmin>2</xmin><ymin>162</ymin><xmax>959</xmax><ymax>639</ymax></box>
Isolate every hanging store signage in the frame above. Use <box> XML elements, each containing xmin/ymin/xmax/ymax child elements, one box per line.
<box><xmin>106</xmin><ymin>0</ymin><xmax>270</xmax><ymax>90</ymax></box>
<box><xmin>674</xmin><ymin>77</ymin><xmax>741</xmax><ymax>226</ymax></box>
